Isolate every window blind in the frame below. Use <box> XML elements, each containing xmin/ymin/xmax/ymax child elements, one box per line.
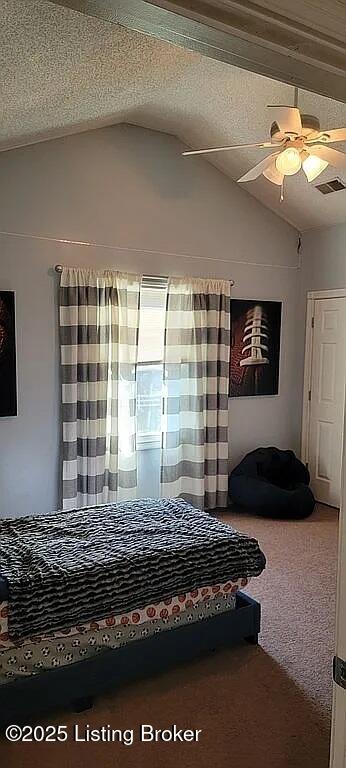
<box><xmin>137</xmin><ymin>277</ymin><xmax>168</xmax><ymax>364</ymax></box>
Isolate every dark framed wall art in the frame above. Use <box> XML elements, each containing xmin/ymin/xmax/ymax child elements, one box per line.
<box><xmin>230</xmin><ymin>299</ymin><xmax>282</xmax><ymax>398</ymax></box>
<box><xmin>0</xmin><ymin>291</ymin><xmax>17</xmax><ymax>416</ymax></box>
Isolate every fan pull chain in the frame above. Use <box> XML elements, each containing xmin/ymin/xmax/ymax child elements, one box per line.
<box><xmin>280</xmin><ymin>180</ymin><xmax>284</xmax><ymax>203</ymax></box>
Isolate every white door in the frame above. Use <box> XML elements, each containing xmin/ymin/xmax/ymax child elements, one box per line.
<box><xmin>329</xmin><ymin>403</ymin><xmax>346</xmax><ymax>768</ymax></box>
<box><xmin>308</xmin><ymin>298</ymin><xmax>346</xmax><ymax>507</ymax></box>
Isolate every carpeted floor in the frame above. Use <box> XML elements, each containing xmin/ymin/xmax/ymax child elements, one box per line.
<box><xmin>1</xmin><ymin>504</ymin><xmax>338</xmax><ymax>768</ymax></box>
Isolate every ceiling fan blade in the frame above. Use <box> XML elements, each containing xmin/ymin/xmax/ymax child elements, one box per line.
<box><xmin>305</xmin><ymin>144</ymin><xmax>346</xmax><ymax>170</ymax></box>
<box><xmin>267</xmin><ymin>106</ymin><xmax>302</xmax><ymax>136</ymax></box>
<box><xmin>238</xmin><ymin>153</ymin><xmax>279</xmax><ymax>183</ymax></box>
<box><xmin>182</xmin><ymin>142</ymin><xmax>274</xmax><ymax>157</ymax></box>
<box><xmin>263</xmin><ymin>161</ymin><xmax>284</xmax><ymax>186</ymax></box>
<box><xmin>309</xmin><ymin>127</ymin><xmax>346</xmax><ymax>144</ymax></box>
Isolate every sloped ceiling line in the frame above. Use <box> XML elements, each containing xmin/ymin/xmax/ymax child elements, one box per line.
<box><xmin>1</xmin><ymin>0</ymin><xmax>346</xmax><ymax>230</ymax></box>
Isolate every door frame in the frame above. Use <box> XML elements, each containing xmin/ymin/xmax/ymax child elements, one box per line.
<box><xmin>301</xmin><ymin>289</ymin><xmax>346</xmax><ymax>471</ymax></box>
<box><xmin>330</xmin><ymin>386</ymin><xmax>346</xmax><ymax>768</ymax></box>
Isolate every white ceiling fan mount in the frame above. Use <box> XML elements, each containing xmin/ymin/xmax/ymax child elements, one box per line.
<box><xmin>182</xmin><ymin>88</ymin><xmax>346</xmax><ymax>201</ymax></box>
<box><xmin>270</xmin><ymin>113</ymin><xmax>321</xmax><ymax>143</ymax></box>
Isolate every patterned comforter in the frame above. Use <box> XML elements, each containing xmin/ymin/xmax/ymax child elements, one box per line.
<box><xmin>0</xmin><ymin>498</ymin><xmax>266</xmax><ymax>641</ymax></box>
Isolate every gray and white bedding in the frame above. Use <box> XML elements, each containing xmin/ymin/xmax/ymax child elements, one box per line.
<box><xmin>0</xmin><ymin>497</ymin><xmax>266</xmax><ymax>643</ymax></box>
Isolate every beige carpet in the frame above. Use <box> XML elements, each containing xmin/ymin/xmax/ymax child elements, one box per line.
<box><xmin>1</xmin><ymin>505</ymin><xmax>338</xmax><ymax>768</ymax></box>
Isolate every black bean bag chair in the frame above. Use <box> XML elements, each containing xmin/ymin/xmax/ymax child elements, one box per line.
<box><xmin>229</xmin><ymin>447</ymin><xmax>315</xmax><ymax>519</ymax></box>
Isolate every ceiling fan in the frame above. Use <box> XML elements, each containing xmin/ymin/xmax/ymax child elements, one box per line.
<box><xmin>182</xmin><ymin>88</ymin><xmax>346</xmax><ymax>200</ymax></box>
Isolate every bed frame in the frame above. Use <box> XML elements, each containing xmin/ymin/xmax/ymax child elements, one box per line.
<box><xmin>0</xmin><ymin>592</ymin><xmax>260</xmax><ymax>727</ymax></box>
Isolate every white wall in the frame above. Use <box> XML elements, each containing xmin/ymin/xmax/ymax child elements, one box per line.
<box><xmin>0</xmin><ymin>123</ymin><xmax>300</xmax><ymax>517</ymax></box>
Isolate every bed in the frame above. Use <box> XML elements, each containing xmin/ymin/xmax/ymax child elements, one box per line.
<box><xmin>0</xmin><ymin>497</ymin><xmax>265</xmax><ymax>725</ymax></box>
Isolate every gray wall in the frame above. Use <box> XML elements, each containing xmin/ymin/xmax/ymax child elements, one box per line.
<box><xmin>300</xmin><ymin>224</ymin><xmax>346</xmax><ymax>293</ymax></box>
<box><xmin>296</xmin><ymin>223</ymin><xmax>346</xmax><ymax>443</ymax></box>
<box><xmin>0</xmin><ymin>123</ymin><xmax>300</xmax><ymax>517</ymax></box>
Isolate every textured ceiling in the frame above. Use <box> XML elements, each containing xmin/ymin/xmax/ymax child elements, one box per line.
<box><xmin>1</xmin><ymin>0</ymin><xmax>346</xmax><ymax>231</ymax></box>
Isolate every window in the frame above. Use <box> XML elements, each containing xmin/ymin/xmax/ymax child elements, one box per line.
<box><xmin>137</xmin><ymin>277</ymin><xmax>167</xmax><ymax>448</ymax></box>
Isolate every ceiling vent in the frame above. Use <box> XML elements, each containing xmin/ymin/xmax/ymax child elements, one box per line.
<box><xmin>315</xmin><ymin>178</ymin><xmax>346</xmax><ymax>195</ymax></box>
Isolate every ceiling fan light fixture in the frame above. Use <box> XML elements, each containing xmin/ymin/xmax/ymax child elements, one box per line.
<box><xmin>302</xmin><ymin>154</ymin><xmax>329</xmax><ymax>182</ymax></box>
<box><xmin>262</xmin><ymin>163</ymin><xmax>284</xmax><ymax>186</ymax></box>
<box><xmin>183</xmin><ymin>96</ymin><xmax>346</xmax><ymax>196</ymax></box>
<box><xmin>275</xmin><ymin>147</ymin><xmax>302</xmax><ymax>176</ymax></box>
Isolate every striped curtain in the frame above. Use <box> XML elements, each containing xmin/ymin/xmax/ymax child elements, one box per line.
<box><xmin>160</xmin><ymin>277</ymin><xmax>231</xmax><ymax>510</ymax></box>
<box><xmin>59</xmin><ymin>267</ymin><xmax>140</xmax><ymax>510</ymax></box>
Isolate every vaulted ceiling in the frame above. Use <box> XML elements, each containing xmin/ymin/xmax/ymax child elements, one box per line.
<box><xmin>1</xmin><ymin>0</ymin><xmax>346</xmax><ymax>231</ymax></box>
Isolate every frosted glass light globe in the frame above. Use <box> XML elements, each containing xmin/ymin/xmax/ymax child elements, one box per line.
<box><xmin>302</xmin><ymin>154</ymin><xmax>328</xmax><ymax>182</ymax></box>
<box><xmin>275</xmin><ymin>147</ymin><xmax>302</xmax><ymax>176</ymax></box>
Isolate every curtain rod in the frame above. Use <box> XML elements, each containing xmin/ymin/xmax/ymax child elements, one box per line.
<box><xmin>53</xmin><ymin>264</ymin><xmax>235</xmax><ymax>286</ymax></box>
<box><xmin>0</xmin><ymin>228</ymin><xmax>299</xmax><ymax>271</ymax></box>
